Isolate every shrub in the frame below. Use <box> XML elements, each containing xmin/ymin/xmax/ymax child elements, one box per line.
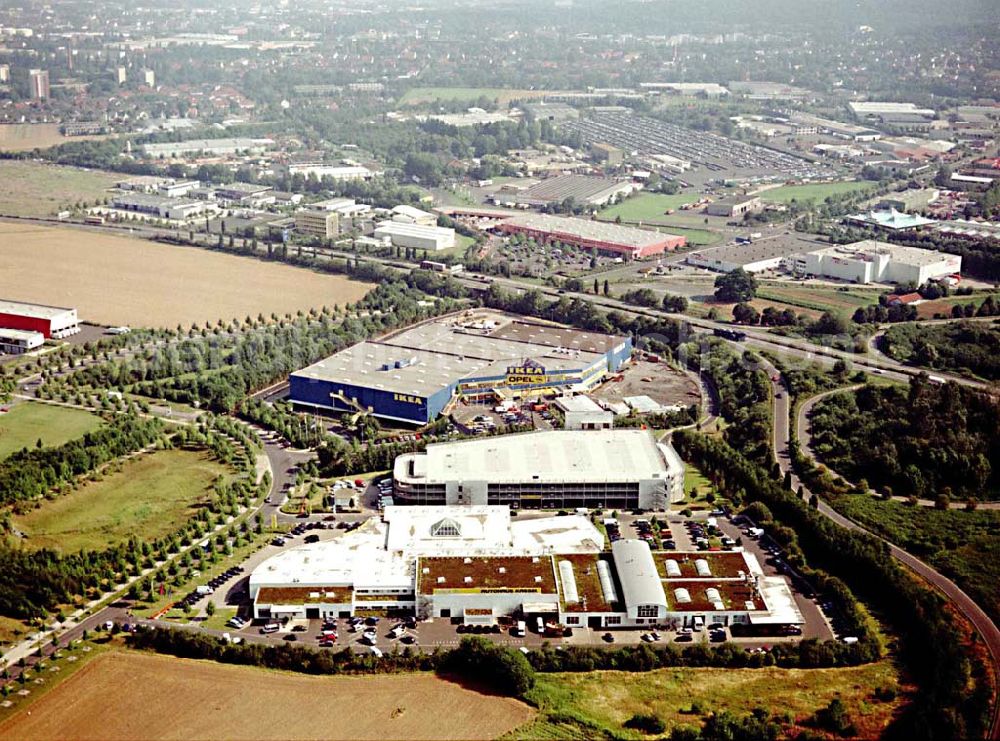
<box><xmin>624</xmin><ymin>713</ymin><xmax>666</xmax><ymax>734</ymax></box>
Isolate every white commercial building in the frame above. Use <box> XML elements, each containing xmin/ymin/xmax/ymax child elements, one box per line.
<box><xmin>248</xmin><ymin>505</ymin><xmax>803</xmax><ymax>631</ymax></box>
<box><xmin>288</xmin><ymin>164</ymin><xmax>376</xmax><ymax>181</ymax></box>
<box><xmin>553</xmin><ymin>395</ymin><xmax>614</xmax><ymax>430</ymax></box>
<box><xmin>0</xmin><ymin>327</ymin><xmax>45</xmax><ymax>354</ymax></box>
<box><xmin>391</xmin><ymin>204</ymin><xmax>438</xmax><ymax>226</ymax></box>
<box><xmin>373</xmin><ymin>221</ymin><xmax>456</xmax><ymax>252</ymax></box>
<box><xmin>795</xmin><ymin>240</ymin><xmax>962</xmax><ymax>285</ymax></box>
<box><xmin>394</xmin><ymin>429</ymin><xmax>685</xmax><ymax>509</ymax></box>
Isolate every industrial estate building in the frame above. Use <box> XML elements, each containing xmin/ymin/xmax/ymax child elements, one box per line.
<box><xmin>495</xmin><ymin>175</ymin><xmax>637</xmax><ymax>209</ymax></box>
<box><xmin>289</xmin><ymin>311</ymin><xmax>631</xmax><ymax>424</ymax></box>
<box><xmin>794</xmin><ymin>240</ymin><xmax>962</xmax><ymax>285</ymax></box>
<box><xmin>373</xmin><ymin>221</ymin><xmax>456</xmax><ymax>252</ymax></box>
<box><xmin>0</xmin><ymin>300</ymin><xmax>79</xmax><ymax>339</ymax></box>
<box><xmin>496</xmin><ymin>213</ymin><xmax>685</xmax><ymax>259</ymax></box>
<box><xmin>393</xmin><ymin>428</ymin><xmax>685</xmax><ymax>509</ymax></box>
<box><xmin>844</xmin><ymin>208</ymin><xmax>937</xmax><ymax>232</ymax></box>
<box><xmin>705</xmin><ymin>196</ymin><xmax>762</xmax><ymax>218</ymax></box>
<box><xmin>249</xmin><ymin>504</ymin><xmax>803</xmax><ymax>631</ymax></box>
<box><xmin>295</xmin><ymin>209</ymin><xmax>339</xmax><ymax>239</ymax></box>
<box><xmin>0</xmin><ymin>328</ymin><xmax>44</xmax><ymax>355</ymax></box>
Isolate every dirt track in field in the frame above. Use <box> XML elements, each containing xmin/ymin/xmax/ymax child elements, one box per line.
<box><xmin>0</xmin><ymin>221</ymin><xmax>372</xmax><ymax>327</ymax></box>
<box><xmin>0</xmin><ymin>650</ymin><xmax>534</xmax><ymax>741</ymax></box>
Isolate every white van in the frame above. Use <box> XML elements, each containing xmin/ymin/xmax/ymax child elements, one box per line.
<box><xmin>514</xmin><ymin>620</ymin><xmax>526</xmax><ymax>637</ymax></box>
<box><xmin>535</xmin><ymin>617</ymin><xmax>545</xmax><ymax>634</ymax></box>
<box><xmin>260</xmin><ymin>622</ymin><xmax>280</xmax><ymax>634</ymax></box>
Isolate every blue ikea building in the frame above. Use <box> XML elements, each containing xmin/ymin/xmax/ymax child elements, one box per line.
<box><xmin>289</xmin><ymin>315</ymin><xmax>632</xmax><ymax>426</ymax></box>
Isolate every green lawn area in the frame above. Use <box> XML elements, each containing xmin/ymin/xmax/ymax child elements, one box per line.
<box><xmin>677</xmin><ymin>461</ymin><xmax>719</xmax><ymax>511</ymax></box>
<box><xmin>756</xmin><ymin>284</ymin><xmax>884</xmax><ymax>314</ymax></box>
<box><xmin>199</xmin><ymin>607</ymin><xmax>238</xmax><ymax>630</ymax></box>
<box><xmin>0</xmin><ymin>402</ymin><xmax>103</xmax><ymax>460</ymax></box>
<box><xmin>654</xmin><ymin>224</ymin><xmax>723</xmax><ymax>246</ymax></box>
<box><xmin>598</xmin><ymin>193</ymin><xmax>700</xmax><ymax>224</ymax></box>
<box><xmin>0</xmin><ymin>160</ymin><xmax>118</xmax><ymax>217</ymax></box>
<box><xmin>511</xmin><ymin>662</ymin><xmax>903</xmax><ymax>739</ymax></box>
<box><xmin>758</xmin><ymin>181</ymin><xmax>874</xmax><ymax>204</ymax></box>
<box><xmin>13</xmin><ymin>448</ymin><xmax>229</xmax><ymax>552</ymax></box>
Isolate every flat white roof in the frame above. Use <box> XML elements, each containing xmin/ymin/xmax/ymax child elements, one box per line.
<box><xmin>0</xmin><ymin>299</ymin><xmax>76</xmax><ymax>321</ymax></box>
<box><xmin>751</xmin><ymin>576</ymin><xmax>806</xmax><ymax>625</ymax></box>
<box><xmin>397</xmin><ymin>429</ymin><xmax>681</xmax><ymax>485</ymax></box>
<box><xmin>0</xmin><ymin>327</ymin><xmax>45</xmax><ymax>341</ymax></box>
<box><xmin>383</xmin><ymin>505</ymin><xmax>604</xmax><ymax>556</ymax></box>
<box><xmin>250</xmin><ymin>506</ymin><xmax>604</xmax><ymax>594</ymax></box>
<box><xmin>374</xmin><ymin>221</ymin><xmax>454</xmax><ymax>239</ymax></box>
<box><xmin>248</xmin><ymin>519</ymin><xmax>412</xmax><ymax>593</ymax></box>
<box><xmin>807</xmin><ymin>239</ymin><xmax>960</xmax><ymax>268</ymax></box>
<box><xmin>553</xmin><ymin>395</ymin><xmax>605</xmax><ymax>414</ymax></box>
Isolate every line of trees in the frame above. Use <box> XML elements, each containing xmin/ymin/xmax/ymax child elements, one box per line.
<box><xmin>0</xmin><ymin>414</ymin><xmax>165</xmax><ymax>508</ymax></box>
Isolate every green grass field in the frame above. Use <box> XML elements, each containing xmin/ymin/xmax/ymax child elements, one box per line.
<box><xmin>511</xmin><ymin>662</ymin><xmax>903</xmax><ymax>739</ymax></box>
<box><xmin>654</xmin><ymin>224</ymin><xmax>723</xmax><ymax>246</ymax></box>
<box><xmin>399</xmin><ymin>87</ymin><xmax>552</xmax><ymax>105</ymax></box>
<box><xmin>597</xmin><ymin>193</ymin><xmax>700</xmax><ymax>224</ymax></box>
<box><xmin>758</xmin><ymin>181</ymin><xmax>874</xmax><ymax>204</ymax></box>
<box><xmin>0</xmin><ymin>160</ymin><xmax>118</xmax><ymax>217</ymax></box>
<box><xmin>756</xmin><ymin>284</ymin><xmax>883</xmax><ymax>314</ymax></box>
<box><xmin>13</xmin><ymin>448</ymin><xmax>228</xmax><ymax>552</ymax></box>
<box><xmin>0</xmin><ymin>402</ymin><xmax>103</xmax><ymax>460</ymax></box>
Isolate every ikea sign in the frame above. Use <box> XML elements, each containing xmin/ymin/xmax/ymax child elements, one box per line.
<box><xmin>506</xmin><ymin>364</ymin><xmax>547</xmax><ymax>385</ymax></box>
<box><xmin>393</xmin><ymin>393</ymin><xmax>423</xmax><ymax>404</ymax></box>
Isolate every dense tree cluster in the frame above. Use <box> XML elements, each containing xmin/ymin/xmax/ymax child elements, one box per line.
<box><xmin>809</xmin><ymin>378</ymin><xmax>999</xmax><ymax>500</ymax></box>
<box><xmin>680</xmin><ymin>341</ymin><xmax>771</xmax><ymax>465</ymax></box>
<box><xmin>881</xmin><ymin>321</ymin><xmax>1000</xmax><ymax>380</ymax></box>
<box><xmin>713</xmin><ymin>268</ymin><xmax>757</xmax><ymax>303</ymax></box>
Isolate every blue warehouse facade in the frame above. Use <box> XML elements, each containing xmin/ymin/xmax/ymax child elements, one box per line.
<box><xmin>288</xmin><ymin>315</ymin><xmax>633</xmax><ymax>426</ymax></box>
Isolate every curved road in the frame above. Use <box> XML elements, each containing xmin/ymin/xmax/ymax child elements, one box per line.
<box><xmin>781</xmin><ymin>384</ymin><xmax>1000</xmax><ymax>740</ymax></box>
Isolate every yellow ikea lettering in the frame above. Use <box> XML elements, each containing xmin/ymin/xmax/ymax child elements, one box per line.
<box><xmin>393</xmin><ymin>393</ymin><xmax>422</xmax><ymax>404</ymax></box>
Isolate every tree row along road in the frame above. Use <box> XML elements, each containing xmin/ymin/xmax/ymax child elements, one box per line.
<box><xmin>779</xmin><ymin>382</ymin><xmax>1000</xmax><ymax>740</ymax></box>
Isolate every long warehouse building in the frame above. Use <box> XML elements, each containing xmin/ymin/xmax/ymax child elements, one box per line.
<box><xmin>289</xmin><ymin>311</ymin><xmax>632</xmax><ymax>424</ymax></box>
<box><xmin>0</xmin><ymin>299</ymin><xmax>79</xmax><ymax>339</ymax></box>
<box><xmin>393</xmin><ymin>428</ymin><xmax>685</xmax><ymax>509</ymax></box>
<box><xmin>496</xmin><ymin>213</ymin><xmax>685</xmax><ymax>259</ymax></box>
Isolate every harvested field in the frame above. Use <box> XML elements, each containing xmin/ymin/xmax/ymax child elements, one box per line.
<box><xmin>0</xmin><ymin>221</ymin><xmax>373</xmax><ymax>327</ymax></box>
<box><xmin>0</xmin><ymin>650</ymin><xmax>534</xmax><ymax>741</ymax></box>
<box><xmin>0</xmin><ymin>123</ymin><xmax>115</xmax><ymax>152</ymax></box>
<box><xmin>0</xmin><ymin>161</ymin><xmax>118</xmax><ymax>217</ymax></box>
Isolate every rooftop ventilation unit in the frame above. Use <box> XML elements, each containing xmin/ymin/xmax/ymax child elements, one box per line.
<box><xmin>558</xmin><ymin>560</ymin><xmax>579</xmax><ymax>604</ymax></box>
<box><xmin>695</xmin><ymin>559</ymin><xmax>711</xmax><ymax>577</ymax></box>
<box><xmin>674</xmin><ymin>588</ymin><xmax>692</xmax><ymax>604</ymax></box>
<box><xmin>597</xmin><ymin>560</ymin><xmax>618</xmax><ymax>603</ymax></box>
<box><xmin>664</xmin><ymin>559</ymin><xmax>681</xmax><ymax>578</ymax></box>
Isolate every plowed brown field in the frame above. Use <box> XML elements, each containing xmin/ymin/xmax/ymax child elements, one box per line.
<box><xmin>0</xmin><ymin>650</ymin><xmax>533</xmax><ymax>741</ymax></box>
